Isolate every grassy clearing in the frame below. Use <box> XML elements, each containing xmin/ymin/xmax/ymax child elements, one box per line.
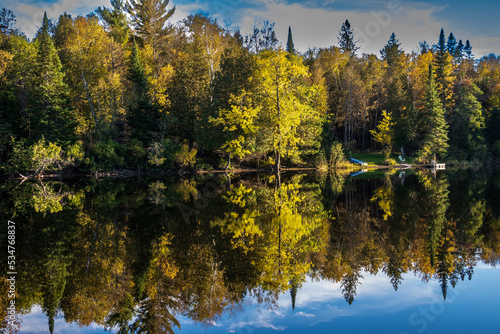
<box><xmin>351</xmin><ymin>153</ymin><xmax>386</xmax><ymax>165</ymax></box>
<box><xmin>351</xmin><ymin>153</ymin><xmax>415</xmax><ymax>165</ymax></box>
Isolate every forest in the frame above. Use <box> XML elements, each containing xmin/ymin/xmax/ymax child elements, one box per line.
<box><xmin>1</xmin><ymin>0</ymin><xmax>500</xmax><ymax>177</ymax></box>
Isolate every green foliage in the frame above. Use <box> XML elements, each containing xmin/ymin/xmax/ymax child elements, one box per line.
<box><xmin>419</xmin><ymin>64</ymin><xmax>449</xmax><ymax>162</ymax></box>
<box><xmin>147</xmin><ymin>141</ymin><xmax>166</xmax><ymax>166</ymax></box>
<box><xmin>210</xmin><ymin>91</ymin><xmax>259</xmax><ymax>163</ymax></box>
<box><xmin>286</xmin><ymin>26</ymin><xmax>295</xmax><ymax>55</ymax></box>
<box><xmin>96</xmin><ymin>0</ymin><xmax>130</xmax><ymax>45</ymax></box>
<box><xmin>492</xmin><ymin>140</ymin><xmax>500</xmax><ymax>157</ymax></box>
<box><xmin>338</xmin><ymin>19</ymin><xmax>359</xmax><ymax>55</ymax></box>
<box><xmin>328</xmin><ymin>141</ymin><xmax>346</xmax><ymax>167</ymax></box>
<box><xmin>31</xmin><ymin>137</ymin><xmax>64</xmax><ymax>174</ymax></box>
<box><xmin>127</xmin><ymin>138</ymin><xmax>147</xmax><ymax>165</ymax></box>
<box><xmin>91</xmin><ymin>140</ymin><xmax>126</xmax><ymax>170</ymax></box>
<box><xmin>370</xmin><ymin>110</ymin><xmax>394</xmax><ymax>158</ymax></box>
<box><xmin>66</xmin><ymin>141</ymin><xmax>85</xmax><ymax>164</ymax></box>
<box><xmin>30</xmin><ymin>12</ymin><xmax>76</xmax><ymax>144</ymax></box>
<box><xmin>6</xmin><ymin>137</ymin><xmax>34</xmax><ymax>173</ymax></box>
<box><xmin>450</xmin><ymin>80</ymin><xmax>487</xmax><ymax>159</ymax></box>
<box><xmin>174</xmin><ymin>144</ymin><xmax>197</xmax><ymax>168</ymax></box>
<box><xmin>256</xmin><ymin>49</ymin><xmax>322</xmax><ymax>170</ymax></box>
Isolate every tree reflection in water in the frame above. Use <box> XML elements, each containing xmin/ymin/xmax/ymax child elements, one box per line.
<box><xmin>0</xmin><ymin>169</ymin><xmax>499</xmax><ymax>333</ymax></box>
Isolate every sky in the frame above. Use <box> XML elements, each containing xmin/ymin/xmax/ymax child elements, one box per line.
<box><xmin>20</xmin><ymin>265</ymin><xmax>500</xmax><ymax>333</ymax></box>
<box><xmin>2</xmin><ymin>0</ymin><xmax>500</xmax><ymax>58</ymax></box>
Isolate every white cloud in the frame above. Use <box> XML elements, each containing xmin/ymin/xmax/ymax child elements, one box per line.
<box><xmin>295</xmin><ymin>311</ymin><xmax>315</xmax><ymax>317</ymax></box>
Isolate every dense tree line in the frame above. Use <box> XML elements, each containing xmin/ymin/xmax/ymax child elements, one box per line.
<box><xmin>1</xmin><ymin>3</ymin><xmax>500</xmax><ymax>176</ymax></box>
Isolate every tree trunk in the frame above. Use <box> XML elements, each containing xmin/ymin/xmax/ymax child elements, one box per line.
<box><xmin>82</xmin><ymin>71</ymin><xmax>99</xmax><ymax>134</ymax></box>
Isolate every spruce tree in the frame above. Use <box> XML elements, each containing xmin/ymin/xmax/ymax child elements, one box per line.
<box><xmin>434</xmin><ymin>28</ymin><xmax>454</xmax><ymax>115</ymax></box>
<box><xmin>31</xmin><ymin>12</ymin><xmax>75</xmax><ymax>144</ymax></box>
<box><xmin>420</xmin><ymin>64</ymin><xmax>449</xmax><ymax>162</ymax></box>
<box><xmin>446</xmin><ymin>32</ymin><xmax>457</xmax><ymax>56</ymax></box>
<box><xmin>380</xmin><ymin>33</ymin><xmax>412</xmax><ymax>147</ymax></box>
<box><xmin>456</xmin><ymin>39</ymin><xmax>464</xmax><ymax>58</ymax></box>
<box><xmin>451</xmin><ymin>80</ymin><xmax>486</xmax><ymax>159</ymax></box>
<box><xmin>338</xmin><ymin>19</ymin><xmax>359</xmax><ymax>56</ymax></box>
<box><xmin>380</xmin><ymin>32</ymin><xmax>402</xmax><ymax>66</ymax></box>
<box><xmin>464</xmin><ymin>40</ymin><xmax>473</xmax><ymax>59</ymax></box>
<box><xmin>286</xmin><ymin>26</ymin><xmax>295</xmax><ymax>55</ymax></box>
<box><xmin>127</xmin><ymin>38</ymin><xmax>159</xmax><ymax>143</ymax></box>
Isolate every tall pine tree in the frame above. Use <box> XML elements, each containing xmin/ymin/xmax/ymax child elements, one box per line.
<box><xmin>286</xmin><ymin>26</ymin><xmax>295</xmax><ymax>55</ymax></box>
<box><xmin>127</xmin><ymin>38</ymin><xmax>159</xmax><ymax>143</ymax></box>
<box><xmin>338</xmin><ymin>20</ymin><xmax>359</xmax><ymax>56</ymax></box>
<box><xmin>434</xmin><ymin>28</ymin><xmax>454</xmax><ymax>116</ymax></box>
<box><xmin>450</xmin><ymin>80</ymin><xmax>486</xmax><ymax>159</ymax></box>
<box><xmin>419</xmin><ymin>64</ymin><xmax>449</xmax><ymax>162</ymax></box>
<box><xmin>31</xmin><ymin>12</ymin><xmax>75</xmax><ymax>144</ymax></box>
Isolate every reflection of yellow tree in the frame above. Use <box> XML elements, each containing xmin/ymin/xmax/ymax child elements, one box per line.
<box><xmin>259</xmin><ymin>182</ymin><xmax>326</xmax><ymax>296</ymax></box>
<box><xmin>62</xmin><ymin>212</ymin><xmax>123</xmax><ymax>327</ymax></box>
<box><xmin>212</xmin><ymin>185</ymin><xmax>262</xmax><ymax>252</ymax></box>
<box><xmin>371</xmin><ymin>182</ymin><xmax>394</xmax><ymax>221</ymax></box>
<box><xmin>32</xmin><ymin>183</ymin><xmax>69</xmax><ymax>214</ymax></box>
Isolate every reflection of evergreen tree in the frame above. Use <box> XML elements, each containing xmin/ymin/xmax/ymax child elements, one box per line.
<box><xmin>341</xmin><ymin>271</ymin><xmax>362</xmax><ymax>305</ymax></box>
<box><xmin>421</xmin><ymin>174</ymin><xmax>450</xmax><ymax>268</ymax></box>
<box><xmin>130</xmin><ymin>293</ymin><xmax>180</xmax><ymax>333</ymax></box>
<box><xmin>436</xmin><ymin>220</ymin><xmax>455</xmax><ymax>300</ymax></box>
<box><xmin>290</xmin><ymin>275</ymin><xmax>300</xmax><ymax>310</ymax></box>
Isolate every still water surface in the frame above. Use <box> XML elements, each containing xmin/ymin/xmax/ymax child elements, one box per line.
<box><xmin>1</xmin><ymin>169</ymin><xmax>499</xmax><ymax>333</ymax></box>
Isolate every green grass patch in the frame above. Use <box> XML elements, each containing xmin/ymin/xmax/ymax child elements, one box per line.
<box><xmin>350</xmin><ymin>169</ymin><xmax>386</xmax><ymax>179</ymax></box>
<box><xmin>351</xmin><ymin>153</ymin><xmax>415</xmax><ymax>165</ymax></box>
<box><xmin>351</xmin><ymin>153</ymin><xmax>386</xmax><ymax>165</ymax></box>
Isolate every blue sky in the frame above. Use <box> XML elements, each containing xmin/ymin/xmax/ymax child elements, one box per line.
<box><xmin>20</xmin><ymin>264</ymin><xmax>500</xmax><ymax>333</ymax></box>
<box><xmin>2</xmin><ymin>0</ymin><xmax>499</xmax><ymax>57</ymax></box>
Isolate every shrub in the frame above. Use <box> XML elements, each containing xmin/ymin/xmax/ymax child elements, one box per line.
<box><xmin>174</xmin><ymin>144</ymin><xmax>197</xmax><ymax>168</ymax></box>
<box><xmin>492</xmin><ymin>140</ymin><xmax>500</xmax><ymax>157</ymax></box>
<box><xmin>91</xmin><ymin>140</ymin><xmax>125</xmax><ymax>170</ymax></box>
<box><xmin>128</xmin><ymin>139</ymin><xmax>147</xmax><ymax>165</ymax></box>
<box><xmin>328</xmin><ymin>141</ymin><xmax>346</xmax><ymax>167</ymax></box>
<box><xmin>31</xmin><ymin>137</ymin><xmax>64</xmax><ymax>174</ymax></box>
<box><xmin>147</xmin><ymin>142</ymin><xmax>166</xmax><ymax>167</ymax></box>
<box><xmin>66</xmin><ymin>141</ymin><xmax>85</xmax><ymax>165</ymax></box>
<box><xmin>6</xmin><ymin>137</ymin><xmax>33</xmax><ymax>173</ymax></box>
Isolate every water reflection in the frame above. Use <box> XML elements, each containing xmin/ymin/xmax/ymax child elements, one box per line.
<box><xmin>0</xmin><ymin>169</ymin><xmax>499</xmax><ymax>333</ymax></box>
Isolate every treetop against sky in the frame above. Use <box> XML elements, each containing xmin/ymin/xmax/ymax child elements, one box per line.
<box><xmin>2</xmin><ymin>0</ymin><xmax>499</xmax><ymax>57</ymax></box>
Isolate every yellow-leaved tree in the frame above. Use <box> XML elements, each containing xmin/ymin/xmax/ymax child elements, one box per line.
<box><xmin>370</xmin><ymin>110</ymin><xmax>394</xmax><ymax>159</ymax></box>
<box><xmin>209</xmin><ymin>91</ymin><xmax>260</xmax><ymax>168</ymax></box>
<box><xmin>257</xmin><ymin>49</ymin><xmax>322</xmax><ymax>172</ymax></box>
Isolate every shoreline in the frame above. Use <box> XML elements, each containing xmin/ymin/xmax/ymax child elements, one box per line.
<box><xmin>1</xmin><ymin>161</ymin><xmax>498</xmax><ymax>182</ymax></box>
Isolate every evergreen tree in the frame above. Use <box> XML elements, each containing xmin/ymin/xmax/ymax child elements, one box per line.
<box><xmin>380</xmin><ymin>33</ymin><xmax>413</xmax><ymax>147</ymax></box>
<box><xmin>450</xmin><ymin>80</ymin><xmax>486</xmax><ymax>159</ymax></box>
<box><xmin>380</xmin><ymin>32</ymin><xmax>402</xmax><ymax>66</ymax></box>
<box><xmin>434</xmin><ymin>28</ymin><xmax>454</xmax><ymax>115</ymax></box>
<box><xmin>286</xmin><ymin>26</ymin><xmax>295</xmax><ymax>55</ymax></box>
<box><xmin>96</xmin><ymin>0</ymin><xmax>130</xmax><ymax>45</ymax></box>
<box><xmin>31</xmin><ymin>12</ymin><xmax>75</xmax><ymax>144</ymax></box>
<box><xmin>419</xmin><ymin>41</ymin><xmax>430</xmax><ymax>54</ymax></box>
<box><xmin>338</xmin><ymin>20</ymin><xmax>359</xmax><ymax>56</ymax></box>
<box><xmin>456</xmin><ymin>39</ymin><xmax>464</xmax><ymax>58</ymax></box>
<box><xmin>126</xmin><ymin>0</ymin><xmax>175</xmax><ymax>46</ymax></box>
<box><xmin>464</xmin><ymin>40</ymin><xmax>473</xmax><ymax>59</ymax></box>
<box><xmin>447</xmin><ymin>32</ymin><xmax>457</xmax><ymax>56</ymax></box>
<box><xmin>419</xmin><ymin>64</ymin><xmax>449</xmax><ymax>162</ymax></box>
<box><xmin>127</xmin><ymin>38</ymin><xmax>159</xmax><ymax>143</ymax></box>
